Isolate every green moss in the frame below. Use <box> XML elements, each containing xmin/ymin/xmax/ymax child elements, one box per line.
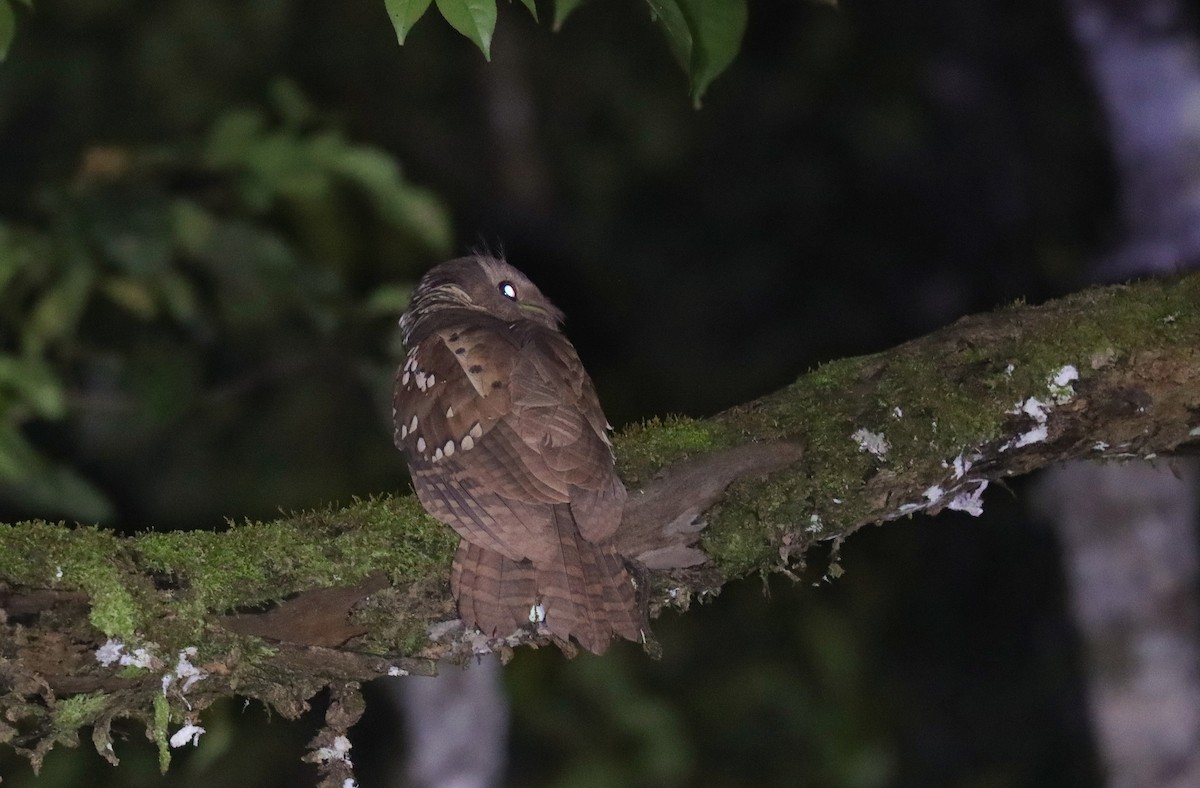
<box><xmin>0</xmin><ymin>522</ymin><xmax>151</xmax><ymax>638</ymax></box>
<box><xmin>133</xmin><ymin>495</ymin><xmax>457</xmax><ymax>618</ymax></box>
<box><xmin>153</xmin><ymin>693</ymin><xmax>170</xmax><ymax>773</ymax></box>
<box><xmin>0</xmin><ymin>496</ymin><xmax>458</xmax><ymax>658</ymax></box>
<box><xmin>614</xmin><ymin>415</ymin><xmax>723</xmax><ymax>485</ymax></box>
<box><xmin>53</xmin><ymin>692</ymin><xmax>110</xmax><ymax>732</ymax></box>
<box><xmin>702</xmin><ymin>506</ymin><xmax>775</xmax><ymax>579</ymax></box>
<box><xmin>78</xmin><ymin>567</ymin><xmax>143</xmax><ymax>637</ymax></box>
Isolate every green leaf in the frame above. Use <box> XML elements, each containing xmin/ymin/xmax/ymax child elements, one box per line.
<box><xmin>515</xmin><ymin>0</ymin><xmax>537</xmax><ymax>22</ymax></box>
<box><xmin>25</xmin><ymin>261</ymin><xmax>95</xmax><ymax>355</ymax></box>
<box><xmin>0</xmin><ymin>1</ymin><xmax>15</xmax><ymax>62</ymax></box>
<box><xmin>156</xmin><ymin>270</ymin><xmax>200</xmax><ymax>325</ymax></box>
<box><xmin>385</xmin><ymin>0</ymin><xmax>433</xmax><ymax>45</ymax></box>
<box><xmin>678</xmin><ymin>0</ymin><xmax>747</xmax><ymax>105</ymax></box>
<box><xmin>434</xmin><ymin>0</ymin><xmax>496</xmax><ymax>60</ymax></box>
<box><xmin>644</xmin><ymin>0</ymin><xmax>691</xmax><ymax>71</ymax></box>
<box><xmin>0</xmin><ymin>459</ymin><xmax>115</xmax><ymax>523</ymax></box>
<box><xmin>0</xmin><ymin>355</ymin><xmax>66</xmax><ymax>419</ymax></box>
<box><xmin>645</xmin><ymin>0</ymin><xmax>747</xmax><ymax>106</ymax></box>
<box><xmin>269</xmin><ymin>78</ymin><xmax>316</xmax><ymax>129</ymax></box>
<box><xmin>552</xmin><ymin>0</ymin><xmax>585</xmax><ymax>30</ymax></box>
<box><xmin>312</xmin><ymin>136</ymin><xmax>454</xmax><ymax>254</ymax></box>
<box><xmin>0</xmin><ymin>424</ymin><xmax>39</xmax><ymax>481</ymax></box>
<box><xmin>100</xmin><ymin>275</ymin><xmax>158</xmax><ymax>320</ymax></box>
<box><xmin>204</xmin><ymin>109</ymin><xmax>268</xmax><ymax>169</ymax></box>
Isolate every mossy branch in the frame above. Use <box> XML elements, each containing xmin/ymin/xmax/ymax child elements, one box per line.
<box><xmin>3</xmin><ymin>273</ymin><xmax>1200</xmax><ymax>776</ymax></box>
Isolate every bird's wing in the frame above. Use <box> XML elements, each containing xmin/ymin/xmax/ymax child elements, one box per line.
<box><xmin>393</xmin><ymin>318</ymin><xmax>624</xmax><ymax>558</ymax></box>
<box><xmin>507</xmin><ymin>325</ymin><xmax>626</xmax><ymax>542</ymax></box>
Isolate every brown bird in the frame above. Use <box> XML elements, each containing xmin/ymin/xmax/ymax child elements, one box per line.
<box><xmin>393</xmin><ymin>254</ymin><xmax>641</xmax><ymax>653</ymax></box>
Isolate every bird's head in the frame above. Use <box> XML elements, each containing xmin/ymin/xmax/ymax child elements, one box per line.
<box><xmin>400</xmin><ymin>255</ymin><xmax>565</xmax><ymax>343</ymax></box>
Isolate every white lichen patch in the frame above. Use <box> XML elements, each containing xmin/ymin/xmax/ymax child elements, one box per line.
<box><xmin>1190</xmin><ymin>426</ymin><xmax>1200</xmax><ymax>437</ymax></box>
<box><xmin>1015</xmin><ymin>396</ymin><xmax>1050</xmax><ymax>422</ymax></box>
<box><xmin>160</xmin><ymin>647</ymin><xmax>208</xmax><ymax>708</ymax></box>
<box><xmin>1002</xmin><ymin>365</ymin><xmax>1082</xmax><ymax>451</ymax></box>
<box><xmin>891</xmin><ymin>406</ymin><xmax>903</xmax><ymax>419</ymax></box>
<box><xmin>172</xmin><ymin>647</ymin><xmax>206</xmax><ymax>693</ymax></box>
<box><xmin>126</xmin><ymin>648</ymin><xmax>155</xmax><ymax>669</ymax></box>
<box><xmin>1001</xmin><ymin>396</ymin><xmax>1050</xmax><ymax>451</ymax></box>
<box><xmin>169</xmin><ymin>723</ymin><xmax>205</xmax><ymax>749</ymax></box>
<box><xmin>387</xmin><ymin>666</ymin><xmax>409</xmax><ymax>677</ymax></box>
<box><xmin>947</xmin><ymin>481</ymin><xmax>988</xmax><ymax>517</ymax></box>
<box><xmin>1048</xmin><ymin>364</ymin><xmax>1079</xmax><ymax>403</ymax></box>
<box><xmin>315</xmin><ymin>735</ymin><xmax>353</xmax><ymax>765</ymax></box>
<box><xmin>97</xmin><ymin>640</ymin><xmax>161</xmax><ymax>670</ymax></box>
<box><xmin>894</xmin><ymin>475</ymin><xmax>987</xmax><ymax>519</ymax></box>
<box><xmin>1093</xmin><ymin>441</ymin><xmax>1110</xmax><ymax>451</ymax></box>
<box><xmin>528</xmin><ymin>604</ymin><xmax>546</xmax><ymax>623</ymax></box>
<box><xmin>1009</xmin><ymin>424</ymin><xmax>1048</xmax><ymax>449</ymax></box>
<box><xmin>805</xmin><ymin>514</ymin><xmax>823</xmax><ymax>534</ymax></box>
<box><xmin>95</xmin><ymin>639</ymin><xmax>126</xmax><ymax>667</ymax></box>
<box><xmin>951</xmin><ymin>452</ymin><xmax>982</xmax><ymax>479</ymax></box>
<box><xmin>852</xmin><ymin>428</ymin><xmax>890</xmax><ymax>459</ymax></box>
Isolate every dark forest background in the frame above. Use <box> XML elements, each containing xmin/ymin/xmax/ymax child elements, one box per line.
<box><xmin>0</xmin><ymin>0</ymin><xmax>1120</xmax><ymax>784</ymax></box>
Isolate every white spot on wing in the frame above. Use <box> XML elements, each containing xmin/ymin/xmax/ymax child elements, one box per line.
<box><xmin>461</xmin><ymin>434</ymin><xmax>474</xmax><ymax>451</ymax></box>
<box><xmin>446</xmin><ymin>405</ymin><xmax>454</xmax><ymax>418</ymax></box>
<box><xmin>470</xmin><ymin>422</ymin><xmax>483</xmax><ymax>439</ymax></box>
<box><xmin>444</xmin><ymin>440</ymin><xmax>455</xmax><ymax>457</ymax></box>
<box><xmin>416</xmin><ymin>437</ymin><xmax>426</xmax><ymax>452</ymax></box>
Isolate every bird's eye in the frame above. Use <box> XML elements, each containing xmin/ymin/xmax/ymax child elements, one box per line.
<box><xmin>499</xmin><ymin>281</ymin><xmax>518</xmax><ymax>300</ymax></box>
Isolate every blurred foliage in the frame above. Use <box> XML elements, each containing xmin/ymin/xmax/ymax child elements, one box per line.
<box><xmin>0</xmin><ymin>0</ymin><xmax>1113</xmax><ymax>785</ymax></box>
<box><xmin>0</xmin><ymin>80</ymin><xmax>450</xmax><ymax>523</ymax></box>
<box><xmin>0</xmin><ymin>0</ymin><xmax>31</xmax><ymax>61</ymax></box>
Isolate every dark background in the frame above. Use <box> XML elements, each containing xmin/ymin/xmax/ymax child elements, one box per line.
<box><xmin>0</xmin><ymin>0</ymin><xmax>1115</xmax><ymax>784</ymax></box>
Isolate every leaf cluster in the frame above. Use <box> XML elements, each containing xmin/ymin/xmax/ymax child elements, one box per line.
<box><xmin>385</xmin><ymin>0</ymin><xmax>748</xmax><ymax>103</ymax></box>
<box><xmin>0</xmin><ymin>84</ymin><xmax>451</xmax><ymax>522</ymax></box>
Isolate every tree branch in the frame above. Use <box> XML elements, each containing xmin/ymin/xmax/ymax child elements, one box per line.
<box><xmin>3</xmin><ymin>273</ymin><xmax>1199</xmax><ymax>773</ymax></box>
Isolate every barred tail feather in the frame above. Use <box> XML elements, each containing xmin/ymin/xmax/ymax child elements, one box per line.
<box><xmin>451</xmin><ymin>526</ymin><xmax>640</xmax><ymax>653</ymax></box>
<box><xmin>537</xmin><ymin>507</ymin><xmax>640</xmax><ymax>653</ymax></box>
<box><xmin>452</xmin><ymin>541</ymin><xmax>535</xmax><ymax>638</ymax></box>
